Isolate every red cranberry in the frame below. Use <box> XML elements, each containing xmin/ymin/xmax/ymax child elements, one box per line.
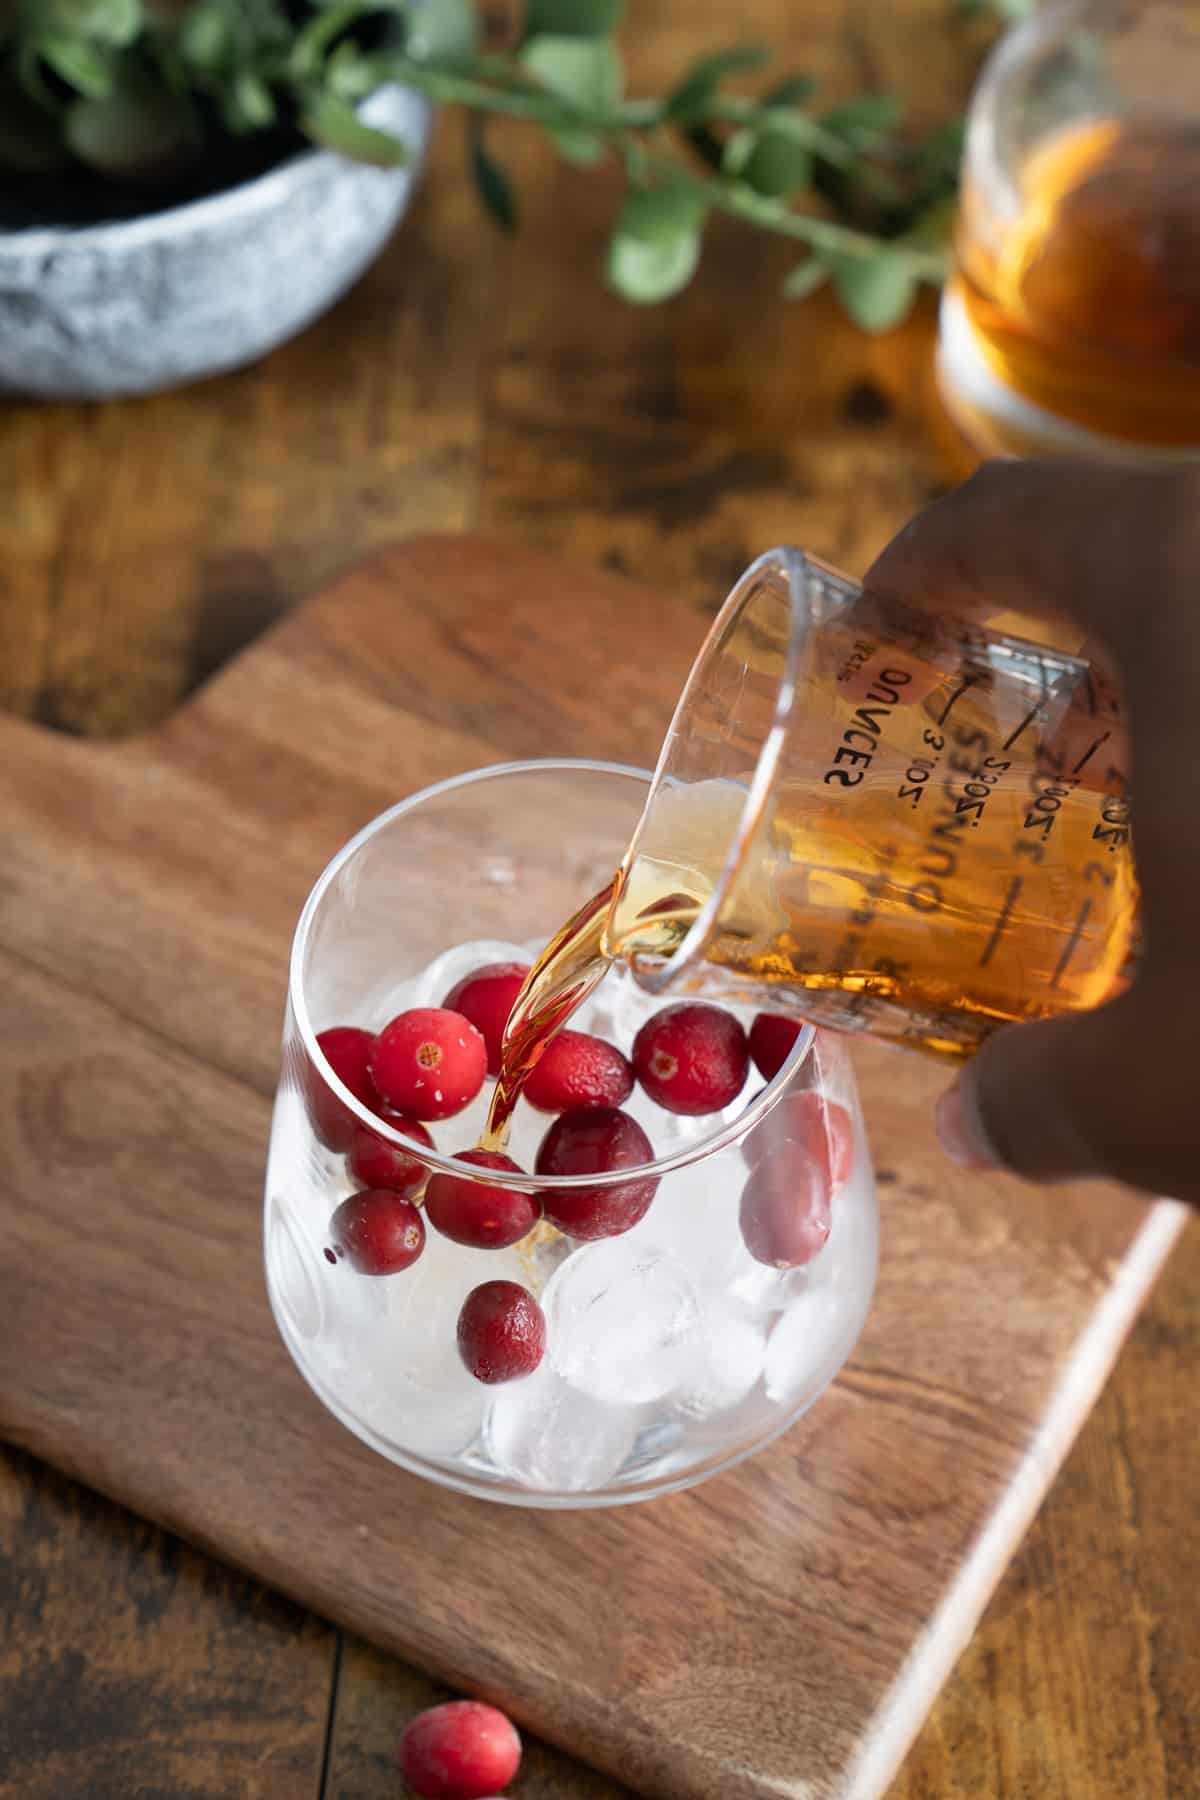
<box><xmin>329</xmin><ymin>1189</ymin><xmax>426</xmax><ymax>1276</ymax></box>
<box><xmin>756</xmin><ymin>1090</ymin><xmax>855</xmax><ymax>1187</ymax></box>
<box><xmin>308</xmin><ymin>1026</ymin><xmax>380</xmax><ymax>1151</ymax></box>
<box><xmin>425</xmin><ymin>1150</ymin><xmax>539</xmax><ymax>1250</ymax></box>
<box><xmin>523</xmin><ymin>1029</ymin><xmax>634</xmax><ymax>1114</ymax></box>
<box><xmin>534</xmin><ymin>1106</ymin><xmax>658</xmax><ymax>1240</ymax></box>
<box><xmin>398</xmin><ymin>1699</ymin><xmax>521</xmax><ymax>1799</ymax></box>
<box><xmin>457</xmin><ymin>1281</ymin><xmax>546</xmax><ymax>1384</ymax></box>
<box><xmin>370</xmin><ymin>1008</ymin><xmax>487</xmax><ymax>1121</ymax></box>
<box><xmin>443</xmin><ymin>962</ymin><xmax>530</xmax><ymax>1075</ymax></box>
<box><xmin>739</xmin><ymin>1156</ymin><xmax>831</xmax><ymax>1268</ymax></box>
<box><xmin>632</xmin><ymin>1002</ymin><xmax>749</xmax><ymax>1115</ymax></box>
<box><xmin>349</xmin><ymin>1112</ymin><xmax>434</xmax><ymax>1197</ymax></box>
<box><xmin>748</xmin><ymin>1012</ymin><xmax>803</xmax><ymax>1082</ymax></box>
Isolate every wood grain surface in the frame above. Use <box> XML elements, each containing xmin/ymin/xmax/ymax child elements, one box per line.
<box><xmin>0</xmin><ymin>534</ymin><xmax>1190</xmax><ymax>1800</ymax></box>
<box><xmin>0</xmin><ymin>2</ymin><xmax>1197</xmax><ymax>1796</ymax></box>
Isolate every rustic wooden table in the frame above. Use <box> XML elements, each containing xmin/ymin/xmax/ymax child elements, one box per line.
<box><xmin>1</xmin><ymin>4</ymin><xmax>1196</xmax><ymax>1796</ymax></box>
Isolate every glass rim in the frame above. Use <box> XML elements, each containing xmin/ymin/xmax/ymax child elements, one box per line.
<box><xmin>290</xmin><ymin>756</ymin><xmax>816</xmax><ymax>1191</ymax></box>
<box><xmin>965</xmin><ymin>0</ymin><xmax>1089</xmax><ymax>225</ymax></box>
<box><xmin>622</xmin><ymin>546</ymin><xmax>811</xmax><ymax>1002</ymax></box>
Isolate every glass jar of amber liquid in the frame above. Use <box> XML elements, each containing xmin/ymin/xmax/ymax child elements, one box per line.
<box><xmin>937</xmin><ymin>0</ymin><xmax>1200</xmax><ymax>462</ymax></box>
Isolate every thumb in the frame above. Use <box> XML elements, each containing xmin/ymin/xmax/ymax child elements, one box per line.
<box><xmin>936</xmin><ymin>990</ymin><xmax>1189</xmax><ymax>1200</ymax></box>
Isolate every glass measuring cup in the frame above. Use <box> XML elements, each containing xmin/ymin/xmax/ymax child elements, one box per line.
<box><xmin>606</xmin><ymin>547</ymin><xmax>1139</xmax><ymax>1059</ymax></box>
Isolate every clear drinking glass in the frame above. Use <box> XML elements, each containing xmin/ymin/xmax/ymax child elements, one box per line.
<box><xmin>605</xmin><ymin>548</ymin><xmax>1138</xmax><ymax>1059</ymax></box>
<box><xmin>265</xmin><ymin>761</ymin><xmax>878</xmax><ymax>1507</ymax></box>
<box><xmin>937</xmin><ymin>0</ymin><xmax>1200</xmax><ymax>460</ymax></box>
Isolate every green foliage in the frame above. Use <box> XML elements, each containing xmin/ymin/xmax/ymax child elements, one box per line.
<box><xmin>0</xmin><ymin>0</ymin><xmax>1023</xmax><ymax>329</ymax></box>
<box><xmin>519</xmin><ymin>34</ymin><xmax>622</xmax><ymax>111</ymax></box>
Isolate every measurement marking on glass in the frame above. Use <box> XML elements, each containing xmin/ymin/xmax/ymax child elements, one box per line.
<box><xmin>1083</xmin><ymin>669</ymin><xmax>1099</xmax><ymax>718</ymax></box>
<box><xmin>978</xmin><ymin>875</ymin><xmax>1025</xmax><ymax>968</ymax></box>
<box><xmin>1002</xmin><ymin>702</ymin><xmax>1043</xmax><ymax>752</ymax></box>
<box><xmin>935</xmin><ymin>672</ymin><xmax>984</xmax><ymax>726</ymax></box>
<box><xmin>1072</xmin><ymin>730</ymin><xmax>1111</xmax><ymax>775</ymax></box>
<box><xmin>1049</xmin><ymin>898</ymin><xmax>1093</xmax><ymax>990</ymax></box>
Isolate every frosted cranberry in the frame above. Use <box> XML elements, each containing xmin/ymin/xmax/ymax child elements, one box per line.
<box><xmin>370</xmin><ymin>1007</ymin><xmax>487</xmax><ymax>1121</ymax></box>
<box><xmin>349</xmin><ymin>1113</ymin><xmax>434</xmax><ymax>1197</ymax></box>
<box><xmin>739</xmin><ymin>1156</ymin><xmax>831</xmax><ymax>1268</ymax></box>
<box><xmin>632</xmin><ymin>1002</ymin><xmax>749</xmax><ymax>1115</ymax></box>
<box><xmin>758</xmin><ymin>1090</ymin><xmax>855</xmax><ymax>1187</ymax></box>
<box><xmin>523</xmin><ymin>1029</ymin><xmax>634</xmax><ymax>1114</ymax></box>
<box><xmin>425</xmin><ymin>1150</ymin><xmax>539</xmax><ymax>1250</ymax></box>
<box><xmin>535</xmin><ymin>1106</ymin><xmax>658</xmax><ymax>1240</ymax></box>
<box><xmin>398</xmin><ymin>1699</ymin><xmax>521</xmax><ymax>1799</ymax></box>
<box><xmin>443</xmin><ymin>962</ymin><xmax>530</xmax><ymax>1074</ymax></box>
<box><xmin>457</xmin><ymin>1281</ymin><xmax>546</xmax><ymax>1384</ymax></box>
<box><xmin>309</xmin><ymin>1026</ymin><xmax>380</xmax><ymax>1151</ymax></box>
<box><xmin>329</xmin><ymin>1189</ymin><xmax>426</xmax><ymax>1276</ymax></box>
<box><xmin>748</xmin><ymin>1012</ymin><xmax>803</xmax><ymax>1082</ymax></box>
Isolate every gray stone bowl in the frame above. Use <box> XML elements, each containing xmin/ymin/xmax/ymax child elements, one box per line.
<box><xmin>0</xmin><ymin>87</ymin><xmax>432</xmax><ymax>401</ymax></box>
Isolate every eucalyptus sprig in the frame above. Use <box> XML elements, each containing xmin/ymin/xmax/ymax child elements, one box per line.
<box><xmin>0</xmin><ymin>0</ymin><xmax>1018</xmax><ymax>332</ymax></box>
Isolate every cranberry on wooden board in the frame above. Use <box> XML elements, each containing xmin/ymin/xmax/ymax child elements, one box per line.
<box><xmin>370</xmin><ymin>1007</ymin><xmax>487</xmax><ymax>1121</ymax></box>
<box><xmin>398</xmin><ymin>1699</ymin><xmax>522</xmax><ymax>1799</ymax></box>
<box><xmin>632</xmin><ymin>1002</ymin><xmax>749</xmax><ymax>1115</ymax></box>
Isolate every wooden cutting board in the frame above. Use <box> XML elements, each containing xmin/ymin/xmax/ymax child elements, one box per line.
<box><xmin>0</xmin><ymin>537</ymin><xmax>1184</xmax><ymax>1800</ymax></box>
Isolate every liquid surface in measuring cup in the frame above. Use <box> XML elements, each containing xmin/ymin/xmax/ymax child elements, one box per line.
<box><xmin>607</xmin><ymin>595</ymin><xmax>1139</xmax><ymax>1059</ymax></box>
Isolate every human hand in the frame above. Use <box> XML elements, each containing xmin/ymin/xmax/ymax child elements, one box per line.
<box><xmin>866</xmin><ymin>459</ymin><xmax>1200</xmax><ymax>1206</ymax></box>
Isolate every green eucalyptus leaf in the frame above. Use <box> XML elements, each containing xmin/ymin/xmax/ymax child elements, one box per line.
<box><xmin>0</xmin><ymin>82</ymin><xmax>71</xmax><ymax>169</ymax></box>
<box><xmin>177</xmin><ymin>2</ymin><xmax>231</xmax><ymax>73</ymax></box>
<box><xmin>762</xmin><ymin>72</ymin><xmax>816</xmax><ymax>108</ymax></box>
<box><xmin>526</xmin><ymin>0</ymin><xmax>623</xmax><ymax>36</ymax></box>
<box><xmin>665</xmin><ymin>44</ymin><xmax>769</xmax><ymax>122</ymax></box>
<box><xmin>739</xmin><ymin>122</ymin><xmax>812</xmax><ymax>197</ymax></box>
<box><xmin>66</xmin><ymin>58</ymin><xmax>195</xmax><ymax>176</ymax></box>
<box><xmin>960</xmin><ymin>0</ymin><xmax>1033</xmax><ymax>16</ymax></box>
<box><xmin>819</xmin><ymin>93</ymin><xmax>903</xmax><ymax>148</ymax></box>
<box><xmin>471</xmin><ymin>133</ymin><xmax>518</xmax><ymax>230</ymax></box>
<box><xmin>782</xmin><ymin>256</ymin><xmax>829</xmax><ymax>301</ymax></box>
<box><xmin>826</xmin><ymin>248</ymin><xmax>917</xmax><ymax>333</ymax></box>
<box><xmin>899</xmin><ymin>192</ymin><xmax>957</xmax><ymax>258</ymax></box>
<box><xmin>226</xmin><ymin>67</ymin><xmax>275</xmax><ymax>130</ymax></box>
<box><xmin>618</xmin><ymin>179</ymin><xmax>706</xmax><ymax>244</ymax></box>
<box><xmin>40</xmin><ymin>0</ymin><xmax>141</xmax><ymax>46</ymax></box>
<box><xmin>302</xmin><ymin>91</ymin><xmax>411</xmax><ymax>164</ymax></box>
<box><xmin>38</xmin><ymin>30</ymin><xmax>115</xmax><ymax>97</ymax></box>
<box><xmin>720</xmin><ymin>126</ymin><xmax>755</xmax><ymax>178</ymax></box>
<box><xmin>606</xmin><ymin>177</ymin><xmax>705</xmax><ymax>303</ymax></box>
<box><xmin>326</xmin><ymin>40</ymin><xmax>377</xmax><ymax>99</ymax></box>
<box><xmin>405</xmin><ymin>0</ymin><xmax>476</xmax><ymax>64</ymax></box>
<box><xmin>290</xmin><ymin>1</ymin><xmax>375</xmax><ymax>82</ymax></box>
<box><xmin>520</xmin><ymin>33</ymin><xmax>621</xmax><ymax>110</ymax></box>
<box><xmin>16</xmin><ymin>37</ymin><xmax>59</xmax><ymax>108</ymax></box>
<box><xmin>546</xmin><ymin>123</ymin><xmax>604</xmax><ymax>165</ymax></box>
<box><xmin>607</xmin><ymin>224</ymin><xmax>701</xmax><ymax>304</ymax></box>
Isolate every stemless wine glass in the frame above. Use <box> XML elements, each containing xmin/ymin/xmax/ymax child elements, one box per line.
<box><xmin>265</xmin><ymin>760</ymin><xmax>878</xmax><ymax>1507</ymax></box>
